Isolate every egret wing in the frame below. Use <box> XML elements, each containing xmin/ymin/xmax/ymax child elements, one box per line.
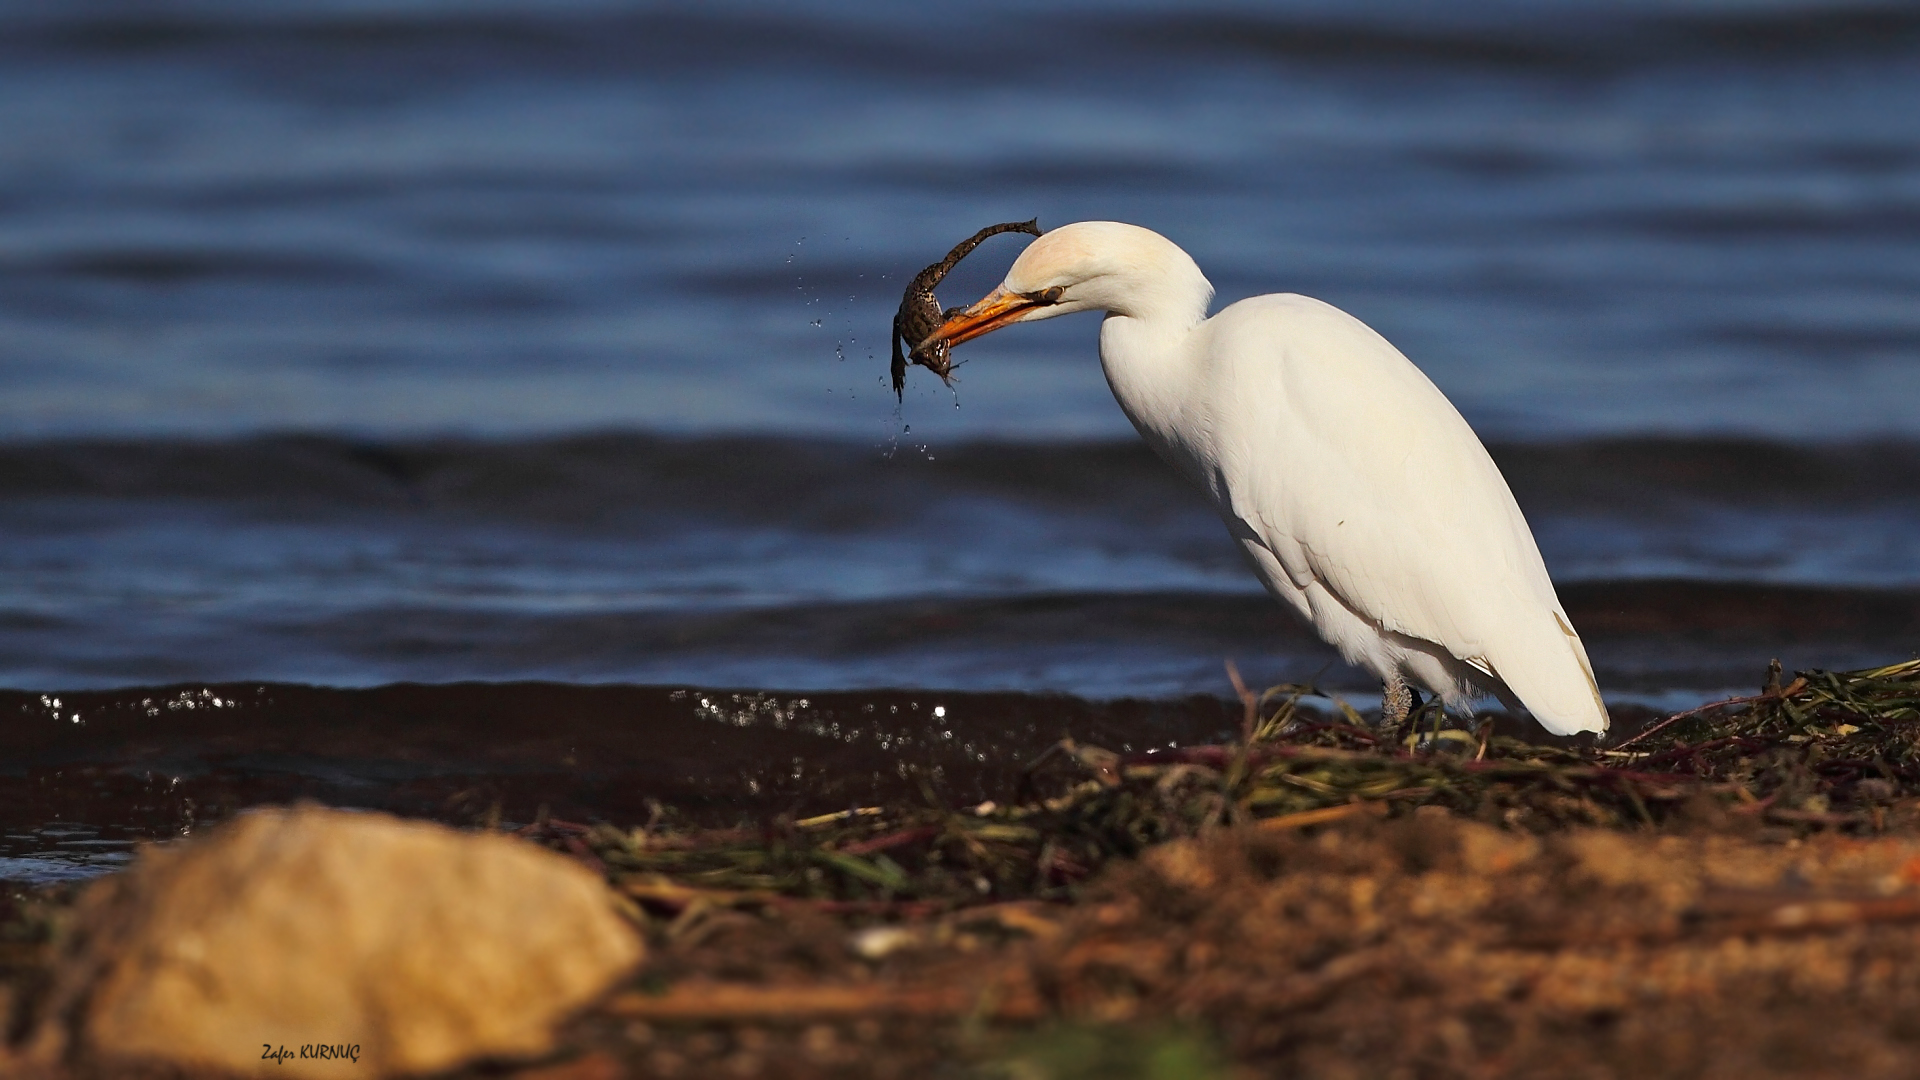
<box><xmin>1203</xmin><ymin>295</ymin><xmax>1605</xmax><ymax>734</ymax></box>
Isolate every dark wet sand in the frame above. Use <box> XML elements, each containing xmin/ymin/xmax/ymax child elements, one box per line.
<box><xmin>0</xmin><ymin>683</ymin><xmax>1248</xmax><ymax>876</ymax></box>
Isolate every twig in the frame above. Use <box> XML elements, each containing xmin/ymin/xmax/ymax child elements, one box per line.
<box><xmin>1225</xmin><ymin>659</ymin><xmax>1257</xmax><ymax>744</ymax></box>
<box><xmin>840</xmin><ymin>824</ymin><xmax>942</xmax><ymax>857</ymax></box>
<box><xmin>1763</xmin><ymin>807</ymin><xmax>1871</xmax><ymax>827</ymax></box>
<box><xmin>621</xmin><ymin>877</ymin><xmax>950</xmax><ymax>917</ymax></box>
<box><xmin>794</xmin><ymin>807</ymin><xmax>884</xmax><ymax>829</ymax></box>
<box><xmin>602</xmin><ymin>979</ymin><xmax>1043</xmax><ymax>1021</ymax></box>
<box><xmin>1614</xmin><ymin>692</ymin><xmax>1767</xmax><ymax>750</ymax></box>
<box><xmin>563</xmin><ymin>834</ymin><xmax>606</xmax><ymax>876</ymax></box>
<box><xmin>1509</xmin><ymin>895</ymin><xmax>1920</xmax><ymax>949</ymax></box>
<box><xmin>1256</xmin><ymin>802</ymin><xmax>1388</xmax><ymax>831</ymax></box>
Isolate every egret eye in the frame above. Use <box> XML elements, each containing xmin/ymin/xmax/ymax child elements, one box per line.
<box><xmin>1039</xmin><ymin>286</ymin><xmax>1065</xmax><ymax>303</ymax></box>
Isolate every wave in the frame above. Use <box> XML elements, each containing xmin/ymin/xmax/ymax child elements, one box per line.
<box><xmin>1121</xmin><ymin>4</ymin><xmax>1920</xmax><ymax>71</ymax></box>
<box><xmin>1</xmin><ymin>433</ymin><xmax>1915</xmax><ymax>517</ymax></box>
<box><xmin>4</xmin><ymin>583</ymin><xmax>1913</xmax><ymax>698</ymax></box>
<box><xmin>3</xmin><ymin>435</ymin><xmax>1914</xmax><ymax>695</ymax></box>
<box><xmin>286</xmin><ymin>582</ymin><xmax>1920</xmax><ymax>656</ymax></box>
<box><xmin>6</xmin><ymin>2</ymin><xmax>1915</xmax><ymax>78</ymax></box>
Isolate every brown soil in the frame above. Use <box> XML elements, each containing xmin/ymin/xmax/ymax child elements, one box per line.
<box><xmin>475</xmin><ymin>812</ymin><xmax>1920</xmax><ymax>1080</ymax></box>
<box><xmin>12</xmin><ymin>660</ymin><xmax>1920</xmax><ymax>1078</ymax></box>
<box><xmin>17</xmin><ymin>807</ymin><xmax>1920</xmax><ymax>1078</ymax></box>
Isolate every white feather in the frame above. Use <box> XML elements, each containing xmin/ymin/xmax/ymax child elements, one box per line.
<box><xmin>948</xmin><ymin>221</ymin><xmax>1607</xmax><ymax>736</ymax></box>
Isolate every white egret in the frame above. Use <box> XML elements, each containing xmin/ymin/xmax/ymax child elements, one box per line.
<box><xmin>928</xmin><ymin>221</ymin><xmax>1607</xmax><ymax>737</ymax></box>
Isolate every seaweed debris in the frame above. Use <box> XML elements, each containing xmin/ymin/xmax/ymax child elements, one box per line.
<box><xmin>533</xmin><ymin>657</ymin><xmax>1920</xmax><ymax>921</ymax></box>
<box><xmin>13</xmin><ymin>659</ymin><xmax>1920</xmax><ymax>1079</ymax></box>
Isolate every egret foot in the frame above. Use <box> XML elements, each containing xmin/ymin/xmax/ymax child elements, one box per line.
<box><xmin>1381</xmin><ymin>675</ymin><xmax>1412</xmax><ymax>730</ymax></box>
<box><xmin>1380</xmin><ymin>677</ymin><xmax>1426</xmax><ymax>747</ymax></box>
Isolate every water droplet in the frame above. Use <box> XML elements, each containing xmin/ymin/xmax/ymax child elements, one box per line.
<box><xmin>810</xmin><ymin>319</ymin><xmax>822</xmax><ymax>327</ymax></box>
<box><xmin>903</xmin><ymin>425</ymin><xmax>910</xmax><ymax>434</ymax></box>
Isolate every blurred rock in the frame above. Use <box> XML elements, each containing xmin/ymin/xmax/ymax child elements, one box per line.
<box><xmin>31</xmin><ymin>806</ymin><xmax>642</xmax><ymax>1078</ymax></box>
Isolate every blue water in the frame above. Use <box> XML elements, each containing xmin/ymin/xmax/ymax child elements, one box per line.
<box><xmin>3</xmin><ymin>0</ymin><xmax>1917</xmax><ymax>442</ymax></box>
<box><xmin>1</xmin><ymin>0</ymin><xmax>1917</xmax><ymax>700</ymax></box>
<box><xmin>0</xmin><ymin>436</ymin><xmax>1913</xmax><ymax>699</ymax></box>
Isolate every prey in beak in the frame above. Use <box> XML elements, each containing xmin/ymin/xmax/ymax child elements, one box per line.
<box><xmin>890</xmin><ymin>219</ymin><xmax>1041</xmax><ymax>400</ymax></box>
<box><xmin>921</xmin><ymin>283</ymin><xmax>1065</xmax><ymax>354</ymax></box>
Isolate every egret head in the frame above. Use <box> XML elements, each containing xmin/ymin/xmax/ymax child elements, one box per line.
<box><xmin>925</xmin><ymin>221</ymin><xmax>1212</xmax><ymax>352</ymax></box>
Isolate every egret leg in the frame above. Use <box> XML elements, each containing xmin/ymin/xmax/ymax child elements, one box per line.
<box><xmin>1380</xmin><ymin>675</ymin><xmax>1412</xmax><ymax>730</ymax></box>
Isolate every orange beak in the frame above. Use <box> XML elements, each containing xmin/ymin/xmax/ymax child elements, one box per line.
<box><xmin>919</xmin><ymin>287</ymin><xmax>1042</xmax><ymax>354</ymax></box>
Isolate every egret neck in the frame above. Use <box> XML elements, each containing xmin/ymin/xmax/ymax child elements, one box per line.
<box><xmin>1096</xmin><ymin>278</ymin><xmax>1219</xmax><ymax>502</ymax></box>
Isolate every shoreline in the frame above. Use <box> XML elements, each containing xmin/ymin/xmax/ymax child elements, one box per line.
<box><xmin>9</xmin><ymin>659</ymin><xmax>1920</xmax><ymax>1077</ymax></box>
